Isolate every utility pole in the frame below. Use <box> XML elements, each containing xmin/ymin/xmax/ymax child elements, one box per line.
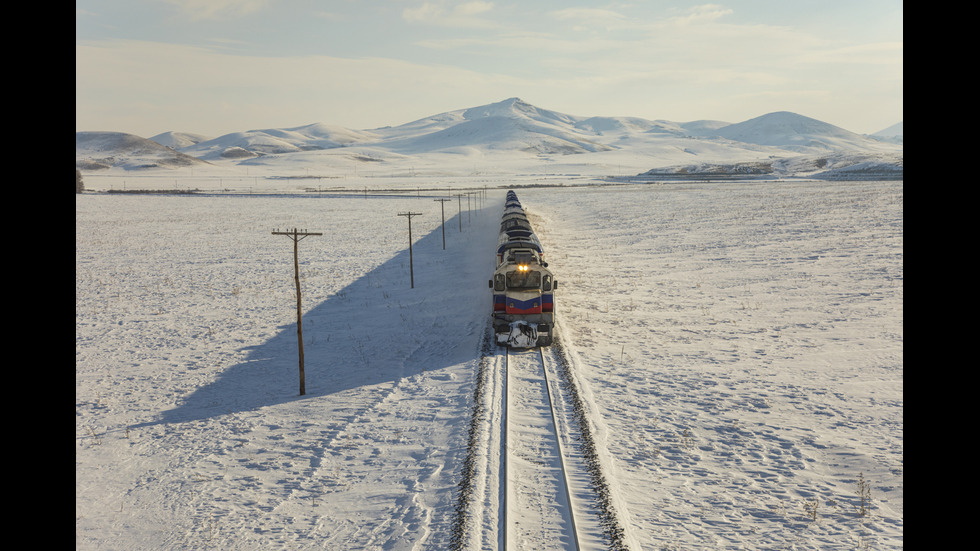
<box><xmin>455</xmin><ymin>194</ymin><xmax>464</xmax><ymax>232</ymax></box>
<box><xmin>272</xmin><ymin>228</ymin><xmax>322</xmax><ymax>396</ymax></box>
<box><xmin>398</xmin><ymin>212</ymin><xmax>423</xmax><ymax>288</ymax></box>
<box><xmin>434</xmin><ymin>198</ymin><xmax>451</xmax><ymax>249</ymax></box>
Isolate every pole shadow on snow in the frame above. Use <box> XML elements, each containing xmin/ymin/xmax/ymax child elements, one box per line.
<box><xmin>136</xmin><ymin>200</ymin><xmax>498</xmax><ymax>428</ymax></box>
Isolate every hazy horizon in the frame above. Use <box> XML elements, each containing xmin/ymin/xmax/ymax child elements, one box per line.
<box><xmin>76</xmin><ymin>1</ymin><xmax>903</xmax><ymax>138</ymax></box>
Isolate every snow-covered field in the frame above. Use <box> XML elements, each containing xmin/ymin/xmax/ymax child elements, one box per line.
<box><xmin>76</xmin><ymin>176</ymin><xmax>902</xmax><ymax>550</ymax></box>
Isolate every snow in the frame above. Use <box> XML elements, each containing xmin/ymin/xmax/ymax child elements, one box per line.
<box><xmin>77</xmin><ymin>164</ymin><xmax>902</xmax><ymax>549</ymax></box>
<box><xmin>77</xmin><ymin>98</ymin><xmax>901</xmax><ymax>550</ymax></box>
<box><xmin>527</xmin><ymin>182</ymin><xmax>902</xmax><ymax>550</ymax></box>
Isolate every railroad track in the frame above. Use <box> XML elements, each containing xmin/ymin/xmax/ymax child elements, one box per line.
<box><xmin>451</xmin><ymin>326</ymin><xmax>631</xmax><ymax>551</ymax></box>
<box><xmin>498</xmin><ymin>345</ymin><xmax>605</xmax><ymax>550</ymax></box>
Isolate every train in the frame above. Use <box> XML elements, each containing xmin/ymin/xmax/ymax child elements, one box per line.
<box><xmin>490</xmin><ymin>191</ymin><xmax>557</xmax><ymax>347</ymax></box>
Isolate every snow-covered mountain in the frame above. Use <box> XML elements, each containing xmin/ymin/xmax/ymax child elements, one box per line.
<box><xmin>76</xmin><ymin>98</ymin><xmax>902</xmax><ymax>177</ymax></box>
<box><xmin>149</xmin><ymin>131</ymin><xmax>214</xmax><ymax>149</ymax></box>
<box><xmin>177</xmin><ymin>123</ymin><xmax>384</xmax><ymax>161</ymax></box>
<box><xmin>713</xmin><ymin>111</ymin><xmax>876</xmax><ymax>151</ymax></box>
<box><xmin>75</xmin><ymin>131</ymin><xmax>211</xmax><ymax>171</ymax></box>
<box><xmin>870</xmin><ymin>122</ymin><xmax>903</xmax><ymax>144</ymax></box>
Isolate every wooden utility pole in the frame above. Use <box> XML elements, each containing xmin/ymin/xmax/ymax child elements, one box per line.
<box><xmin>455</xmin><ymin>194</ymin><xmax>464</xmax><ymax>232</ymax></box>
<box><xmin>272</xmin><ymin>228</ymin><xmax>322</xmax><ymax>396</ymax></box>
<box><xmin>398</xmin><ymin>213</ymin><xmax>423</xmax><ymax>288</ymax></box>
<box><xmin>434</xmin><ymin>198</ymin><xmax>451</xmax><ymax>249</ymax></box>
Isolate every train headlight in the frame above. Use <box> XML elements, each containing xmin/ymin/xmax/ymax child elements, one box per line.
<box><xmin>518</xmin><ymin>264</ymin><xmax>529</xmax><ymax>272</ymax></box>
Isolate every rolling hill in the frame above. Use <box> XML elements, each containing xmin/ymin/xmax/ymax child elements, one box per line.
<box><xmin>76</xmin><ymin>98</ymin><xmax>902</xmax><ymax>179</ymax></box>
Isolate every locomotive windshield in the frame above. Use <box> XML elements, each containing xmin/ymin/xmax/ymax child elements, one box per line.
<box><xmin>505</xmin><ymin>269</ymin><xmax>542</xmax><ymax>289</ymax></box>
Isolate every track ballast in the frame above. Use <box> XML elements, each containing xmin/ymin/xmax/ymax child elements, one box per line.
<box><xmin>451</xmin><ymin>329</ymin><xmax>629</xmax><ymax>550</ymax></box>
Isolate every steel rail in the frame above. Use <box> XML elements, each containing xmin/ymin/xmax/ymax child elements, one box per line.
<box><xmin>539</xmin><ymin>346</ymin><xmax>582</xmax><ymax>551</ymax></box>
<box><xmin>501</xmin><ymin>346</ymin><xmax>581</xmax><ymax>551</ymax></box>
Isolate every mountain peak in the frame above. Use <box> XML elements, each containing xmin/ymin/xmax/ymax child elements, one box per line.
<box><xmin>462</xmin><ymin>97</ymin><xmax>532</xmax><ymax>120</ymax></box>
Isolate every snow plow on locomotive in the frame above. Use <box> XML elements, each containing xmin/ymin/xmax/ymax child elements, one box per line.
<box><xmin>490</xmin><ymin>191</ymin><xmax>557</xmax><ymax>348</ymax></box>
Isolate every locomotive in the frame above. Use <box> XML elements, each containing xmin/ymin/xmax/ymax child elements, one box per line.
<box><xmin>490</xmin><ymin>191</ymin><xmax>557</xmax><ymax>347</ymax></box>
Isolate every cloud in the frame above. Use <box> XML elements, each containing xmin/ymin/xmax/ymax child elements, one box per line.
<box><xmin>402</xmin><ymin>1</ymin><xmax>495</xmax><ymax>27</ymax></box>
<box><xmin>667</xmin><ymin>3</ymin><xmax>734</xmax><ymax>25</ymax></box>
<box><xmin>455</xmin><ymin>1</ymin><xmax>493</xmax><ymax>16</ymax></box>
<box><xmin>799</xmin><ymin>41</ymin><xmax>904</xmax><ymax>66</ymax></box>
<box><xmin>157</xmin><ymin>0</ymin><xmax>275</xmax><ymax>21</ymax></box>
<box><xmin>551</xmin><ymin>7</ymin><xmax>628</xmax><ymax>23</ymax></box>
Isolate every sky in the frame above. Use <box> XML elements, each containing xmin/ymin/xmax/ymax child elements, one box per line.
<box><xmin>76</xmin><ymin>0</ymin><xmax>903</xmax><ymax>138</ymax></box>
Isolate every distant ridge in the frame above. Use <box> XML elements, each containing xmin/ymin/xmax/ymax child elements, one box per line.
<box><xmin>175</xmin><ymin>123</ymin><xmax>383</xmax><ymax>161</ymax></box>
<box><xmin>870</xmin><ymin>122</ymin><xmax>903</xmax><ymax>144</ymax></box>
<box><xmin>75</xmin><ymin>131</ymin><xmax>210</xmax><ymax>171</ymax></box>
<box><xmin>713</xmin><ymin>111</ymin><xmax>874</xmax><ymax>151</ymax></box>
<box><xmin>76</xmin><ymin>98</ymin><xmax>902</xmax><ymax>176</ymax></box>
<box><xmin>149</xmin><ymin>131</ymin><xmax>214</xmax><ymax>149</ymax></box>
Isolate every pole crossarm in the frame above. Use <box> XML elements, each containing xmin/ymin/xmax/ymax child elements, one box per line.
<box><xmin>272</xmin><ymin>228</ymin><xmax>323</xmax><ymax>240</ymax></box>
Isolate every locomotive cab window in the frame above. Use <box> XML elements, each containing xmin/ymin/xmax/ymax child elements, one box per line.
<box><xmin>542</xmin><ymin>274</ymin><xmax>553</xmax><ymax>291</ymax></box>
<box><xmin>494</xmin><ymin>273</ymin><xmax>506</xmax><ymax>291</ymax></box>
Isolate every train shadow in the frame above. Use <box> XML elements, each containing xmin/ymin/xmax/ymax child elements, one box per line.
<box><xmin>136</xmin><ymin>204</ymin><xmax>498</xmax><ymax>428</ymax></box>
